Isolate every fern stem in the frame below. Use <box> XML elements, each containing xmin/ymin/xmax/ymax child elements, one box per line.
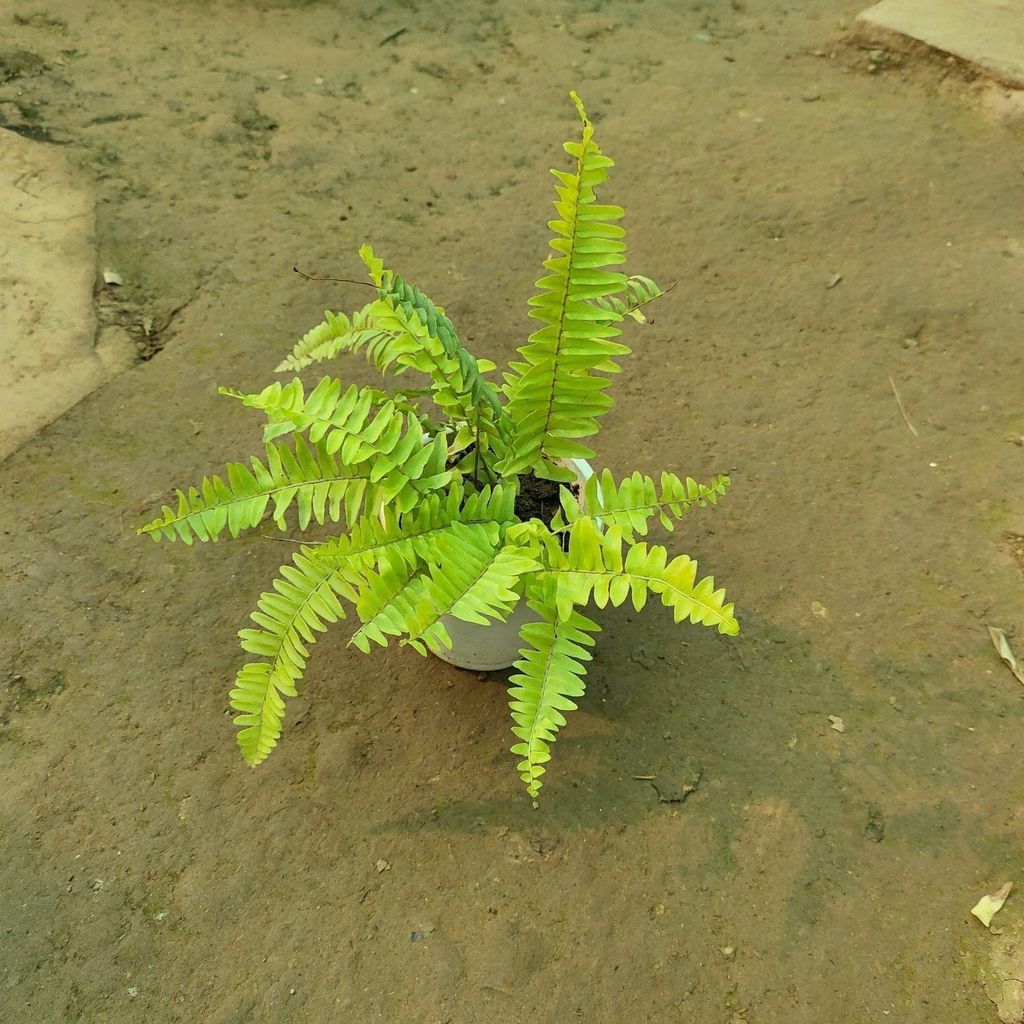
<box><xmin>473</xmin><ymin>412</ymin><xmax>481</xmax><ymax>490</ymax></box>
<box><xmin>293</xmin><ymin>265</ymin><xmax>377</xmax><ymax>289</ymax></box>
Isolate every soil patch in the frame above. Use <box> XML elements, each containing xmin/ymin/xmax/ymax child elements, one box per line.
<box><xmin>513</xmin><ymin>472</ymin><xmax>565</xmax><ymax>525</ymax></box>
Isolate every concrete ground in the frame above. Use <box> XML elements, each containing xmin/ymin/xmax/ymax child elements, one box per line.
<box><xmin>0</xmin><ymin>127</ymin><xmax>132</xmax><ymax>460</ymax></box>
<box><xmin>857</xmin><ymin>0</ymin><xmax>1024</xmax><ymax>87</ymax></box>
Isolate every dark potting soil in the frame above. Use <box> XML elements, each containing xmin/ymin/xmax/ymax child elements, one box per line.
<box><xmin>514</xmin><ymin>472</ymin><xmax>569</xmax><ymax>526</ymax></box>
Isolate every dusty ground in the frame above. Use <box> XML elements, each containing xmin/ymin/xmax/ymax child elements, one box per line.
<box><xmin>3</xmin><ymin>1</ymin><xmax>1024</xmax><ymax>1022</ymax></box>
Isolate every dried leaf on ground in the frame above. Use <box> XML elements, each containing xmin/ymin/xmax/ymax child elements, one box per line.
<box><xmin>988</xmin><ymin>626</ymin><xmax>1024</xmax><ymax>686</ymax></box>
<box><xmin>973</xmin><ymin>882</ymin><xmax>1013</xmax><ymax>928</ymax></box>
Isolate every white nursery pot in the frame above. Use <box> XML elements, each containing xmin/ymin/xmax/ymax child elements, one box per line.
<box><xmin>433</xmin><ymin>458</ymin><xmax>596</xmax><ymax>672</ymax></box>
<box><xmin>434</xmin><ymin>600</ymin><xmax>544</xmax><ymax>672</ymax></box>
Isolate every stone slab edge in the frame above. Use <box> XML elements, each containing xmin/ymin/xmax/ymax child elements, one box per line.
<box><xmin>0</xmin><ymin>128</ymin><xmax>133</xmax><ymax>460</ymax></box>
<box><xmin>855</xmin><ymin>0</ymin><xmax>1024</xmax><ymax>88</ymax></box>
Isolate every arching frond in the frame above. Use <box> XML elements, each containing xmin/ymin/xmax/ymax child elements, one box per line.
<box><xmin>554</xmin><ymin>470</ymin><xmax>730</xmax><ymax>542</ymax></box>
<box><xmin>500</xmin><ymin>92</ymin><xmax>629</xmax><ymax>483</ymax></box>
<box><xmin>315</xmin><ymin>481</ymin><xmax>515</xmax><ymax>568</ymax></box>
<box><xmin>402</xmin><ymin>527</ymin><xmax>541</xmax><ymax>648</ymax></box>
<box><xmin>543</xmin><ymin>517</ymin><xmax>739</xmax><ymax>634</ymax></box>
<box><xmin>377</xmin><ymin>267</ymin><xmax>503</xmax><ymax>420</ymax></box>
<box><xmin>228</xmin><ymin>483</ymin><xmax>519</xmax><ymax>764</ymax></box>
<box><xmin>231</xmin><ymin>548</ymin><xmax>357</xmax><ymax>765</ymax></box>
<box><xmin>220</xmin><ymin>377</ymin><xmax>430</xmax><ymax>447</ymax></box>
<box><xmin>350</xmin><ymin>524</ymin><xmax>540</xmax><ymax>655</ymax></box>
<box><xmin>275</xmin><ymin>303</ymin><xmax>391</xmax><ymax>372</ymax></box>
<box><xmin>137</xmin><ymin>429</ymin><xmax>450</xmax><ymax>543</ymax></box>
<box><xmin>508</xmin><ymin>581</ymin><xmax>599</xmax><ymax>799</ymax></box>
<box><xmin>359</xmin><ymin>247</ymin><xmax>510</xmax><ymax>455</ymax></box>
<box><xmin>349</xmin><ymin>548</ymin><xmax>427</xmax><ymax>654</ymax></box>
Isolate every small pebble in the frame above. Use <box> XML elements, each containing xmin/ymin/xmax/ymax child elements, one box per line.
<box><xmin>828</xmin><ymin>715</ymin><xmax>845</xmax><ymax>733</ymax></box>
<box><xmin>801</xmin><ymin>91</ymin><xmax>821</xmax><ymax>102</ymax></box>
<box><xmin>721</xmin><ymin>945</ymin><xmax>736</xmax><ymax>959</ymax></box>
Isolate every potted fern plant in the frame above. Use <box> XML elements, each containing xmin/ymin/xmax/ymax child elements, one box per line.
<box><xmin>139</xmin><ymin>93</ymin><xmax>740</xmax><ymax>799</ymax></box>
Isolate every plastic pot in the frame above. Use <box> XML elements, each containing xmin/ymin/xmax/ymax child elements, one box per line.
<box><xmin>433</xmin><ymin>458</ymin><xmax>595</xmax><ymax>672</ymax></box>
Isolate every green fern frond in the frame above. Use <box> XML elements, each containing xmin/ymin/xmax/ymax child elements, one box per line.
<box><xmin>377</xmin><ymin>268</ymin><xmax>503</xmax><ymax>420</ymax></box>
<box><xmin>591</xmin><ymin>274</ymin><xmax>665</xmax><ymax>323</ymax></box>
<box><xmin>315</xmin><ymin>481</ymin><xmax>515</xmax><ymax>568</ymax></box>
<box><xmin>500</xmin><ymin>92</ymin><xmax>630</xmax><ymax>483</ymax></box>
<box><xmin>347</xmin><ymin>524</ymin><xmax>502</xmax><ymax>656</ymax></box>
<box><xmin>137</xmin><ymin>430</ymin><xmax>451</xmax><ymax>543</ymax></box>
<box><xmin>231</xmin><ymin>548</ymin><xmax>358</xmax><ymax>765</ymax></box>
<box><xmin>554</xmin><ymin>470</ymin><xmax>730</xmax><ymax>542</ymax></box>
<box><xmin>402</xmin><ymin>527</ymin><xmax>541</xmax><ymax>646</ymax></box>
<box><xmin>229</xmin><ymin>483</ymin><xmax>518</xmax><ymax>764</ymax></box>
<box><xmin>275</xmin><ymin>303</ymin><xmax>392</xmax><ymax>372</ymax></box>
<box><xmin>350</xmin><ymin>524</ymin><xmax>539</xmax><ymax>655</ymax></box>
<box><xmin>509</xmin><ymin>582</ymin><xmax>599</xmax><ymax>799</ymax></box>
<box><xmin>229</xmin><ymin>663</ymin><xmax>291</xmax><ymax>767</ymax></box>
<box><xmin>220</xmin><ymin>376</ymin><xmax>432</xmax><ymax>448</ymax></box>
<box><xmin>349</xmin><ymin>548</ymin><xmax>427</xmax><ymax>653</ymax></box>
<box><xmin>544</xmin><ymin>517</ymin><xmax>739</xmax><ymax>634</ymax></box>
<box><xmin>359</xmin><ymin>247</ymin><xmax>509</xmax><ymax>454</ymax></box>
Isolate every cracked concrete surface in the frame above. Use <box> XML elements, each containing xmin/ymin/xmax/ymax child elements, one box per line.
<box><xmin>0</xmin><ymin>127</ymin><xmax>133</xmax><ymax>460</ymax></box>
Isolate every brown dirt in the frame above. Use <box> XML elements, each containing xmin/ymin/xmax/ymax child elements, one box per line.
<box><xmin>513</xmin><ymin>473</ymin><xmax>564</xmax><ymax>525</ymax></box>
<box><xmin>3</xmin><ymin>2</ymin><xmax>1024</xmax><ymax>1022</ymax></box>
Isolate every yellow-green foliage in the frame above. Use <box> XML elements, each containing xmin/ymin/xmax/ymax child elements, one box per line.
<box><xmin>500</xmin><ymin>93</ymin><xmax>629</xmax><ymax>484</ymax></box>
<box><xmin>137</xmin><ymin>92</ymin><xmax>741</xmax><ymax>799</ymax></box>
<box><xmin>553</xmin><ymin>469</ymin><xmax>731</xmax><ymax>542</ymax></box>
